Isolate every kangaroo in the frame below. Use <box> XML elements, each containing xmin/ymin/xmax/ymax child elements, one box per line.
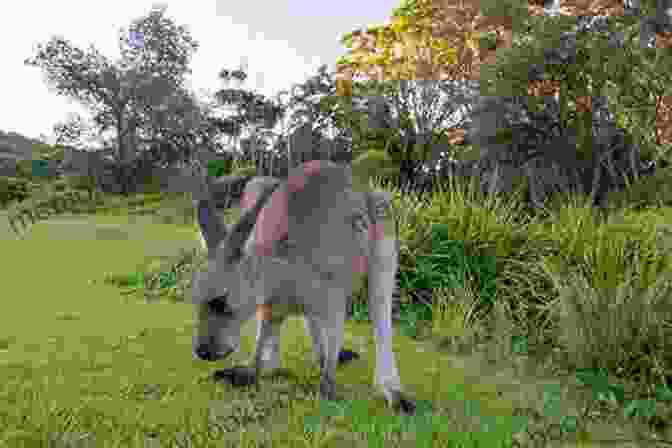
<box><xmin>189</xmin><ymin>159</ymin><xmax>415</xmax><ymax>414</ymax></box>
<box><xmin>200</xmin><ymin>174</ymin><xmax>361</xmax><ymax>368</ymax></box>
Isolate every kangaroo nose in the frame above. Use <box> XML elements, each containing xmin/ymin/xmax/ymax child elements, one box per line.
<box><xmin>194</xmin><ymin>344</ymin><xmax>215</xmax><ymax>361</ymax></box>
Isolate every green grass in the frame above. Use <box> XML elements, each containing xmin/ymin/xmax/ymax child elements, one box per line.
<box><xmin>0</xmin><ymin>214</ymin><xmax>525</xmax><ymax>447</ymax></box>
<box><xmin>1</xmin><ymin>176</ymin><xmax>672</xmax><ymax>446</ymax></box>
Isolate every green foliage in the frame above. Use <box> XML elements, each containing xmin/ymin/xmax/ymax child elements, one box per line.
<box><xmin>49</xmin><ymin>178</ymin><xmax>70</xmax><ymax>193</ymax></box>
<box><xmin>66</xmin><ymin>175</ymin><xmax>97</xmax><ymax>192</ymax></box>
<box><xmin>398</xmin><ymin>224</ymin><xmax>498</xmax><ymax>311</ymax></box>
<box><xmin>206</xmin><ymin>158</ymin><xmax>232</xmax><ymax>178</ymax></box>
<box><xmin>475</xmin><ymin>10</ymin><xmax>672</xmax><ymax>210</ymax></box>
<box><xmin>46</xmin><ymin>146</ymin><xmax>66</xmax><ymax>163</ymax></box>
<box><xmin>136</xmin><ymin>175</ymin><xmax>164</xmax><ymax>194</ymax></box>
<box><xmin>0</xmin><ymin>177</ymin><xmax>31</xmax><ymax>208</ymax></box>
<box><xmin>478</xmin><ymin>30</ymin><xmax>498</xmax><ymax>51</ymax></box>
<box><xmin>30</xmin><ymin>142</ymin><xmax>65</xmax><ymax>162</ymax></box>
<box><xmin>391</xmin><ymin>0</ymin><xmax>425</xmax><ymax>19</ymax></box>
<box><xmin>600</xmin><ymin>26</ymin><xmax>672</xmax><ymax>162</ymax></box>
<box><xmin>29</xmin><ymin>159</ymin><xmax>55</xmax><ymax>179</ymax></box>
<box><xmin>351</xmin><ymin>147</ymin><xmax>401</xmax><ymax>190</ymax></box>
<box><xmin>603</xmin><ymin>168</ymin><xmax>672</xmax><ymax>212</ymax></box>
<box><xmin>97</xmin><ymin>248</ymin><xmax>199</xmax><ymax>303</ymax></box>
<box><xmin>25</xmin><ymin>6</ymin><xmax>207</xmax><ymax>167</ymax></box>
<box><xmin>479</xmin><ymin>0</ymin><xmax>529</xmax><ymax>30</ymax></box>
<box><xmin>350</xmin><ymin>113</ymin><xmax>434</xmax><ymax>187</ymax></box>
<box><xmin>479</xmin><ymin>15</ymin><xmax>575</xmax><ymax>99</ymax></box>
<box><xmin>7</xmin><ymin>5</ymin><xmax>672</xmax><ymax>442</ymax></box>
<box><xmin>11</xmin><ymin>157</ymin><xmax>58</xmax><ymax>184</ymax></box>
<box><xmin>13</xmin><ymin>159</ymin><xmax>32</xmax><ymax>179</ymax></box>
<box><xmin>230</xmin><ymin>161</ymin><xmax>258</xmax><ymax>177</ymax></box>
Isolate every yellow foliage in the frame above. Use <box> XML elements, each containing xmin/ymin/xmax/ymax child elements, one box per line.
<box><xmin>336</xmin><ymin>0</ymin><xmax>459</xmax><ymax>81</ymax></box>
<box><xmin>391</xmin><ymin>16</ymin><xmax>409</xmax><ymax>34</ymax></box>
<box><xmin>335</xmin><ymin>78</ymin><xmax>353</xmax><ymax>97</ymax></box>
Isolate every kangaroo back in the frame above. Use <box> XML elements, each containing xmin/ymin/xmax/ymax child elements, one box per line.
<box><xmin>245</xmin><ymin>161</ymin><xmax>359</xmax><ymax>284</ymax></box>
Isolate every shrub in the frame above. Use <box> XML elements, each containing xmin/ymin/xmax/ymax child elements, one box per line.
<box><xmin>206</xmin><ymin>158</ymin><xmax>232</xmax><ymax>178</ymax></box>
<box><xmin>65</xmin><ymin>175</ymin><xmax>97</xmax><ymax>192</ymax></box>
<box><xmin>0</xmin><ymin>177</ymin><xmax>31</xmax><ymax>208</ymax></box>
<box><xmin>49</xmin><ymin>178</ymin><xmax>69</xmax><ymax>192</ymax></box>
<box><xmin>135</xmin><ymin>174</ymin><xmax>164</xmax><ymax>194</ymax></box>
<box><xmin>230</xmin><ymin>161</ymin><xmax>258</xmax><ymax>177</ymax></box>
<box><xmin>602</xmin><ymin>167</ymin><xmax>672</xmax><ymax>212</ymax></box>
<box><xmin>398</xmin><ymin>223</ymin><xmax>498</xmax><ymax>314</ymax></box>
<box><xmin>13</xmin><ymin>160</ymin><xmax>32</xmax><ymax>179</ymax></box>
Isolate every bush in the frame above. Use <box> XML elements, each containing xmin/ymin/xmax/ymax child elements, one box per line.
<box><xmin>230</xmin><ymin>162</ymin><xmax>258</xmax><ymax>177</ymax></box>
<box><xmin>603</xmin><ymin>167</ymin><xmax>672</xmax><ymax>212</ymax></box>
<box><xmin>66</xmin><ymin>175</ymin><xmax>97</xmax><ymax>192</ymax></box>
<box><xmin>206</xmin><ymin>158</ymin><xmax>233</xmax><ymax>178</ymax></box>
<box><xmin>13</xmin><ymin>160</ymin><xmax>32</xmax><ymax>179</ymax></box>
<box><xmin>0</xmin><ymin>177</ymin><xmax>32</xmax><ymax>208</ymax></box>
<box><xmin>136</xmin><ymin>174</ymin><xmax>164</xmax><ymax>194</ymax></box>
<box><xmin>49</xmin><ymin>178</ymin><xmax>70</xmax><ymax>193</ymax></box>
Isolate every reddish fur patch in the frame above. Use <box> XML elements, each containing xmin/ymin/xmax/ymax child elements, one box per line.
<box><xmin>256</xmin><ymin>303</ymin><xmax>272</xmax><ymax>320</ymax></box>
<box><xmin>368</xmin><ymin>222</ymin><xmax>385</xmax><ymax>242</ymax></box>
<box><xmin>241</xmin><ymin>161</ymin><xmax>388</xmax><ymax>276</ymax></box>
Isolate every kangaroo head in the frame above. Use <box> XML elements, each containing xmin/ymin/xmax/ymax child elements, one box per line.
<box><xmin>191</xmin><ymin>160</ymin><xmax>350</xmax><ymax>362</ymax></box>
<box><xmin>191</xmin><ymin>180</ymin><xmax>279</xmax><ymax>362</ymax></box>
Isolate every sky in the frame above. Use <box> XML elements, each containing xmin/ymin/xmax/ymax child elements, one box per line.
<box><xmin>1</xmin><ymin>0</ymin><xmax>402</xmax><ymax>147</ymax></box>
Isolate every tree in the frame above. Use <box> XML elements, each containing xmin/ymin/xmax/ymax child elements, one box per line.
<box><xmin>346</xmin><ymin>78</ymin><xmax>480</xmax><ymax>190</ymax></box>
<box><xmin>275</xmin><ymin>65</ymin><xmax>359</xmax><ymax>149</ymax></box>
<box><xmin>270</xmin><ymin>64</ymin><xmax>384</xmax><ymax>176</ymax></box>
<box><xmin>128</xmin><ymin>79</ymin><xmax>230</xmax><ymax>167</ymax></box>
<box><xmin>212</xmin><ymin>64</ymin><xmax>286</xmax><ymax>174</ymax></box>
<box><xmin>24</xmin><ymin>4</ymin><xmax>201</xmax><ymax>194</ymax></box>
<box><xmin>331</xmin><ymin>0</ymin><xmax>484</xmax><ymax>187</ymax></box>
<box><xmin>272</xmin><ymin>62</ymin><xmax>476</xmax><ymax>188</ymax></box>
<box><xmin>212</xmin><ymin>63</ymin><xmax>361</xmax><ymax>178</ymax></box>
<box><xmin>472</xmin><ymin>2</ymin><xmax>672</xmax><ymax>209</ymax></box>
<box><xmin>334</xmin><ymin>0</ymin><xmax>672</xmax><ymax>210</ymax></box>
<box><xmin>336</xmin><ymin>0</ymin><xmax>519</xmax><ymax>84</ymax></box>
<box><xmin>336</xmin><ymin>0</ymin><xmax>461</xmax><ymax>82</ymax></box>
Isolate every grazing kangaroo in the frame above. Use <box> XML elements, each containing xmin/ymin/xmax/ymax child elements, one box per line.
<box><xmin>188</xmin><ymin>159</ymin><xmax>415</xmax><ymax>414</ymax></box>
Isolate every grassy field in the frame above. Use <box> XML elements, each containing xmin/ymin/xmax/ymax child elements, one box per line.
<box><xmin>1</xmin><ymin>184</ymin><xmax>671</xmax><ymax>446</ymax></box>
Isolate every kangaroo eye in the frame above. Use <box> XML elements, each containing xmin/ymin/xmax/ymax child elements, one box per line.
<box><xmin>208</xmin><ymin>295</ymin><xmax>232</xmax><ymax>316</ymax></box>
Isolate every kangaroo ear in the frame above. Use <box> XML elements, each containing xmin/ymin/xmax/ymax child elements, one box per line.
<box><xmin>196</xmin><ymin>199</ymin><xmax>229</xmax><ymax>254</ymax></box>
<box><xmin>172</xmin><ymin>159</ymin><xmax>228</xmax><ymax>254</ymax></box>
<box><xmin>220</xmin><ymin>181</ymin><xmax>280</xmax><ymax>264</ymax></box>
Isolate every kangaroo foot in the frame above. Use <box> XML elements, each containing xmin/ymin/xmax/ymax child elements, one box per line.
<box><xmin>212</xmin><ymin>366</ymin><xmax>258</xmax><ymax>387</ymax></box>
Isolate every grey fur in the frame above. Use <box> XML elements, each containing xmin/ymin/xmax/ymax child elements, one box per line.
<box><xmin>187</xmin><ymin>161</ymin><xmax>415</xmax><ymax>414</ymax></box>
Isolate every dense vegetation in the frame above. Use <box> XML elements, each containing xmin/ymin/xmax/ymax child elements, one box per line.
<box><xmin>2</xmin><ymin>0</ymin><xmax>672</xmax><ymax>445</ymax></box>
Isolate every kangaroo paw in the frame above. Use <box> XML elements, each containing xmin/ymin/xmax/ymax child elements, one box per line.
<box><xmin>397</xmin><ymin>396</ymin><xmax>416</xmax><ymax>415</ymax></box>
<box><xmin>338</xmin><ymin>349</ymin><xmax>360</xmax><ymax>365</ymax></box>
<box><xmin>212</xmin><ymin>366</ymin><xmax>258</xmax><ymax>387</ymax></box>
<box><xmin>387</xmin><ymin>390</ymin><xmax>417</xmax><ymax>415</ymax></box>
<box><xmin>319</xmin><ymin>376</ymin><xmax>338</xmax><ymax>401</ymax></box>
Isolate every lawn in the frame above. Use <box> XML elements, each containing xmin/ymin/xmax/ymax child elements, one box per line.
<box><xmin>1</xmin><ymin>183</ymin><xmax>671</xmax><ymax>447</ymax></box>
